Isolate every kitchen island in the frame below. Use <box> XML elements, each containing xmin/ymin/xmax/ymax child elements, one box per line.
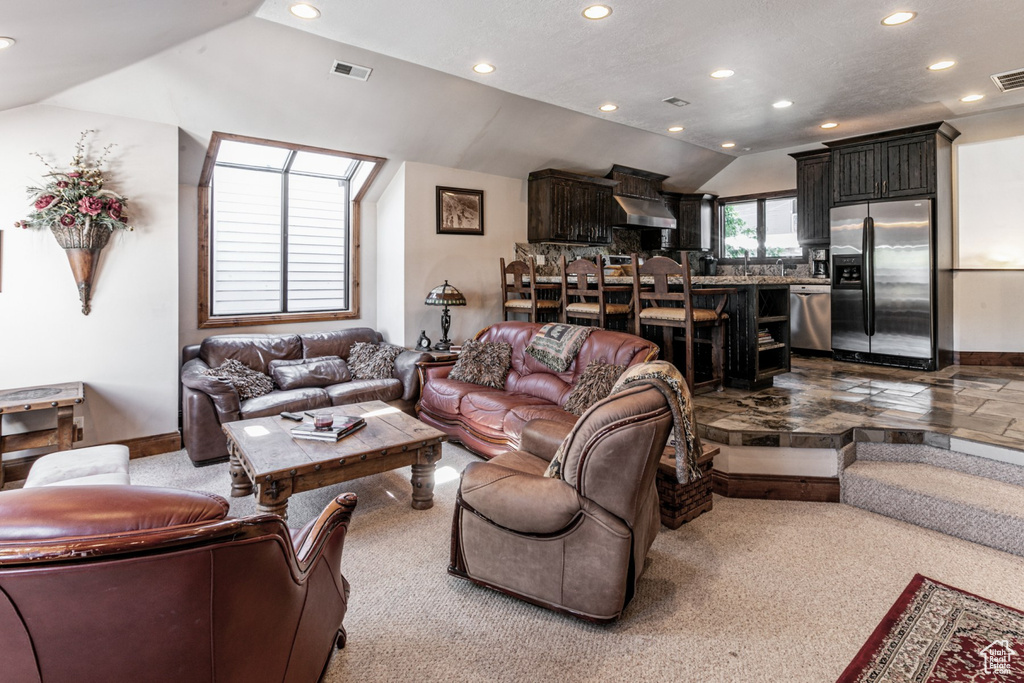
<box><xmin>536</xmin><ymin>274</ymin><xmax>818</xmax><ymax>389</ymax></box>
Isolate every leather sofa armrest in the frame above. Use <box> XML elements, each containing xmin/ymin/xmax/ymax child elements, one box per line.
<box><xmin>520</xmin><ymin>419</ymin><xmax>573</xmax><ymax>463</ymax></box>
<box><xmin>459</xmin><ymin>462</ymin><xmax>582</xmax><ymax>534</ymax></box>
<box><xmin>181</xmin><ymin>358</ymin><xmax>241</xmax><ymax>422</ymax></box>
<box><xmin>394</xmin><ymin>350</ymin><xmax>431</xmax><ymax>403</ymax></box>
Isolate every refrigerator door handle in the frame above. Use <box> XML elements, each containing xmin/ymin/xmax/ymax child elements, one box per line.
<box><xmin>864</xmin><ymin>216</ymin><xmax>875</xmax><ymax>337</ymax></box>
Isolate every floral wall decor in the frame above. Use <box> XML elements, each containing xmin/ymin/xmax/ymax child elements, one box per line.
<box><xmin>14</xmin><ymin>130</ymin><xmax>132</xmax><ymax>315</ymax></box>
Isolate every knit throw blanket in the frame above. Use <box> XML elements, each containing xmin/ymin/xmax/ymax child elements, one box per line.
<box><xmin>544</xmin><ymin>361</ymin><xmax>703</xmax><ymax>484</ymax></box>
<box><xmin>525</xmin><ymin>323</ymin><xmax>592</xmax><ymax>372</ymax></box>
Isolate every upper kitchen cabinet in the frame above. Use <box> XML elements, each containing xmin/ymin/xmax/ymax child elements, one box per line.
<box><xmin>790</xmin><ymin>150</ymin><xmax>831</xmax><ymax>246</ymax></box>
<box><xmin>528</xmin><ymin>169</ymin><xmax>618</xmax><ymax>244</ymax></box>
<box><xmin>825</xmin><ymin>122</ymin><xmax>960</xmax><ymax>206</ymax></box>
<box><xmin>659</xmin><ymin>192</ymin><xmax>715</xmax><ymax>251</ymax></box>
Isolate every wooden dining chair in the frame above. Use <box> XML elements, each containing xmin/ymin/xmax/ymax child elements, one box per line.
<box><xmin>500</xmin><ymin>257</ymin><xmax>560</xmax><ymax>322</ymax></box>
<box><xmin>631</xmin><ymin>253</ymin><xmax>734</xmax><ymax>392</ymax></box>
<box><xmin>560</xmin><ymin>255</ymin><xmax>633</xmax><ymax>331</ymax></box>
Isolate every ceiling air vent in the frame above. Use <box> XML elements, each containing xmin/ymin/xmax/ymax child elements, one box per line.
<box><xmin>662</xmin><ymin>97</ymin><xmax>690</xmax><ymax>107</ymax></box>
<box><xmin>991</xmin><ymin>68</ymin><xmax>1024</xmax><ymax>93</ymax></box>
<box><xmin>331</xmin><ymin>60</ymin><xmax>372</xmax><ymax>82</ymax></box>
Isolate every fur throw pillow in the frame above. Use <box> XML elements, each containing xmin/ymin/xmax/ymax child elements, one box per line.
<box><xmin>348</xmin><ymin>342</ymin><xmax>404</xmax><ymax>380</ymax></box>
<box><xmin>563</xmin><ymin>362</ymin><xmax>626</xmax><ymax>416</ymax></box>
<box><xmin>448</xmin><ymin>340</ymin><xmax>513</xmax><ymax>389</ymax></box>
<box><xmin>201</xmin><ymin>359</ymin><xmax>274</xmax><ymax>400</ymax></box>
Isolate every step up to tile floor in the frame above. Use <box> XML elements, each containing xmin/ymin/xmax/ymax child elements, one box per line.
<box><xmin>841</xmin><ymin>443</ymin><xmax>1024</xmax><ymax>557</ymax></box>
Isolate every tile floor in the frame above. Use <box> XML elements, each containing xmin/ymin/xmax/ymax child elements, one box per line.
<box><xmin>692</xmin><ymin>355</ymin><xmax>1024</xmax><ymax>452</ymax></box>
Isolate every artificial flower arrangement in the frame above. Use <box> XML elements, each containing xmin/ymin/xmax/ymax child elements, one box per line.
<box><xmin>15</xmin><ymin>129</ymin><xmax>132</xmax><ymax>238</ymax></box>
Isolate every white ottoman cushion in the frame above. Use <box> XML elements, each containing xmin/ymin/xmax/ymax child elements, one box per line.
<box><xmin>40</xmin><ymin>472</ymin><xmax>132</xmax><ymax>487</ymax></box>
<box><xmin>24</xmin><ymin>444</ymin><xmax>131</xmax><ymax>488</ymax></box>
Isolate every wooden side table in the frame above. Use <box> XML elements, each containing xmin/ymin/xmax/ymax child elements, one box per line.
<box><xmin>0</xmin><ymin>382</ymin><xmax>84</xmax><ymax>486</ymax></box>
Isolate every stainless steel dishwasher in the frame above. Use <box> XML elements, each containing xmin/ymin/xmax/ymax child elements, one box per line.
<box><xmin>790</xmin><ymin>284</ymin><xmax>831</xmax><ymax>352</ymax></box>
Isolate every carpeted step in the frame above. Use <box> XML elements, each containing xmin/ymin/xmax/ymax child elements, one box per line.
<box><xmin>855</xmin><ymin>442</ymin><xmax>1024</xmax><ymax>487</ymax></box>
<box><xmin>842</xmin><ymin>460</ymin><xmax>1024</xmax><ymax>557</ymax></box>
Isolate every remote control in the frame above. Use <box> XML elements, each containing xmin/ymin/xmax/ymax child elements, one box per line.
<box><xmin>280</xmin><ymin>411</ymin><xmax>304</xmax><ymax>421</ymax></box>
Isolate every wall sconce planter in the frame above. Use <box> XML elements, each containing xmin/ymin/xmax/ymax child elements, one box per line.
<box><xmin>15</xmin><ymin>131</ymin><xmax>132</xmax><ymax>315</ymax></box>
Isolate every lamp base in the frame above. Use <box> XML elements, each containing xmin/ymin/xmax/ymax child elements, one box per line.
<box><xmin>433</xmin><ymin>341</ymin><xmax>452</xmax><ymax>351</ymax></box>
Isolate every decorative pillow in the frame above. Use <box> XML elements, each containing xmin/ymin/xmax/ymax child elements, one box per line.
<box><xmin>448</xmin><ymin>340</ymin><xmax>513</xmax><ymax>389</ymax></box>
<box><xmin>269</xmin><ymin>356</ymin><xmax>351</xmax><ymax>390</ymax></box>
<box><xmin>348</xmin><ymin>342</ymin><xmax>404</xmax><ymax>380</ymax></box>
<box><xmin>563</xmin><ymin>362</ymin><xmax>627</xmax><ymax>416</ymax></box>
<box><xmin>525</xmin><ymin>323</ymin><xmax>592</xmax><ymax>372</ymax></box>
<box><xmin>200</xmin><ymin>359</ymin><xmax>274</xmax><ymax>400</ymax></box>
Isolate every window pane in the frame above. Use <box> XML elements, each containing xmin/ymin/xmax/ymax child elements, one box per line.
<box><xmin>722</xmin><ymin>201</ymin><xmax>758</xmax><ymax>259</ymax></box>
<box><xmin>286</xmin><ymin>174</ymin><xmax>348</xmax><ymax>312</ymax></box>
<box><xmin>765</xmin><ymin>197</ymin><xmax>801</xmax><ymax>257</ymax></box>
<box><xmin>216</xmin><ymin>140</ymin><xmax>290</xmax><ymax>170</ymax></box>
<box><xmin>211</xmin><ymin>166</ymin><xmax>282</xmax><ymax>315</ymax></box>
<box><xmin>290</xmin><ymin>151</ymin><xmax>358</xmax><ymax>178</ymax></box>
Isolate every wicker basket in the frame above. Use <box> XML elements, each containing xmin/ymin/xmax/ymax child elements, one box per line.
<box><xmin>656</xmin><ymin>447</ymin><xmax>716</xmax><ymax>529</ymax></box>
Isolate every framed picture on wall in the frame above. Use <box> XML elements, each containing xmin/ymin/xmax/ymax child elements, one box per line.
<box><xmin>436</xmin><ymin>186</ymin><xmax>484</xmax><ymax>235</ymax></box>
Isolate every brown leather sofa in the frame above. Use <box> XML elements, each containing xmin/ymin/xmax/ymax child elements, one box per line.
<box><xmin>0</xmin><ymin>485</ymin><xmax>356</xmax><ymax>682</ymax></box>
<box><xmin>417</xmin><ymin>321</ymin><xmax>658</xmax><ymax>458</ymax></box>
<box><xmin>182</xmin><ymin>328</ymin><xmax>430</xmax><ymax>465</ymax></box>
<box><xmin>450</xmin><ymin>382</ymin><xmax>673</xmax><ymax>622</ymax></box>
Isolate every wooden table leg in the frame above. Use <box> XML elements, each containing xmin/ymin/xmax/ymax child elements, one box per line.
<box><xmin>256</xmin><ymin>478</ymin><xmax>291</xmax><ymax>520</ymax></box>
<box><xmin>56</xmin><ymin>405</ymin><xmax>74</xmax><ymax>451</ymax></box>
<box><xmin>228</xmin><ymin>445</ymin><xmax>253</xmax><ymax>497</ymax></box>
<box><xmin>410</xmin><ymin>443</ymin><xmax>440</xmax><ymax>510</ymax></box>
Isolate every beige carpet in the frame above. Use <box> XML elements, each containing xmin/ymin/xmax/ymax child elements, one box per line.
<box><xmin>125</xmin><ymin>444</ymin><xmax>1024</xmax><ymax>682</ymax></box>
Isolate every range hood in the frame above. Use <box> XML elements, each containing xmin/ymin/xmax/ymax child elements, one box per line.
<box><xmin>606</xmin><ymin>164</ymin><xmax>677</xmax><ymax>230</ymax></box>
<box><xmin>612</xmin><ymin>196</ymin><xmax>677</xmax><ymax>230</ymax></box>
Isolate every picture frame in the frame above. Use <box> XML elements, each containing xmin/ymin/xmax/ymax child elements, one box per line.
<box><xmin>436</xmin><ymin>186</ymin><xmax>484</xmax><ymax>235</ymax></box>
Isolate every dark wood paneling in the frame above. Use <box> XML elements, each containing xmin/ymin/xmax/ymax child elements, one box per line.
<box><xmin>711</xmin><ymin>470</ymin><xmax>840</xmax><ymax>503</ymax></box>
<box><xmin>832</xmin><ymin>143</ymin><xmax>880</xmax><ymax>204</ymax></box>
<box><xmin>884</xmin><ymin>135</ymin><xmax>935</xmax><ymax>197</ymax></box>
<box><xmin>528</xmin><ymin>169</ymin><xmax>618</xmax><ymax>244</ymax></box>
<box><xmin>792</xmin><ymin>150</ymin><xmax>831</xmax><ymax>246</ymax></box>
<box><xmin>954</xmin><ymin>351</ymin><xmax>1024</xmax><ymax>366</ymax></box>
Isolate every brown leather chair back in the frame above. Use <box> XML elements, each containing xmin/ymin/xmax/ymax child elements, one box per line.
<box><xmin>0</xmin><ymin>486</ymin><xmax>355</xmax><ymax>683</ymax></box>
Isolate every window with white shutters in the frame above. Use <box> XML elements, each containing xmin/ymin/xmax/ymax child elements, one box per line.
<box><xmin>198</xmin><ymin>133</ymin><xmax>384</xmax><ymax>327</ymax></box>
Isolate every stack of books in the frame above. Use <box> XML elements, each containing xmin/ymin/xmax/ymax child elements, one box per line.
<box><xmin>291</xmin><ymin>416</ymin><xmax>366</xmax><ymax>442</ymax></box>
<box><xmin>757</xmin><ymin>328</ymin><xmax>776</xmax><ymax>347</ymax></box>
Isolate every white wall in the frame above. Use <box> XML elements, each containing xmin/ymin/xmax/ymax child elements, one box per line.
<box><xmin>0</xmin><ymin>104</ymin><xmax>179</xmax><ymax>447</ymax></box>
<box><xmin>698</xmin><ymin>143</ymin><xmax>822</xmax><ymax>197</ymax></box>
<box><xmin>377</xmin><ymin>162</ymin><xmax>528</xmax><ymax>348</ymax></box>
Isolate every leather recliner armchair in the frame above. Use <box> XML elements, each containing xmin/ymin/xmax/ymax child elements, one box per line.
<box><xmin>449</xmin><ymin>382</ymin><xmax>673</xmax><ymax>623</ymax></box>
<box><xmin>0</xmin><ymin>486</ymin><xmax>356</xmax><ymax>683</ymax></box>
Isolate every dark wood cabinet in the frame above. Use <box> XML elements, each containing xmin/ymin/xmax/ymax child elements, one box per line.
<box><xmin>790</xmin><ymin>150</ymin><xmax>831</xmax><ymax>246</ymax></box>
<box><xmin>528</xmin><ymin>169</ymin><xmax>618</xmax><ymax>244</ymax></box>
<box><xmin>827</xmin><ymin>123</ymin><xmax>956</xmax><ymax>205</ymax></box>
<box><xmin>657</xmin><ymin>192</ymin><xmax>715</xmax><ymax>251</ymax></box>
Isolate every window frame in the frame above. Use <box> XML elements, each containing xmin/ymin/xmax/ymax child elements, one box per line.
<box><xmin>715</xmin><ymin>189</ymin><xmax>805</xmax><ymax>265</ymax></box>
<box><xmin>197</xmin><ymin>132</ymin><xmax>385</xmax><ymax>328</ymax></box>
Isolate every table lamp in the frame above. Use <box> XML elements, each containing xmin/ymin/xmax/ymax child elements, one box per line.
<box><xmin>424</xmin><ymin>280</ymin><xmax>467</xmax><ymax>351</ymax></box>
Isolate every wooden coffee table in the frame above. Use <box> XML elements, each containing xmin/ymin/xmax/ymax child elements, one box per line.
<box><xmin>222</xmin><ymin>401</ymin><xmax>446</xmax><ymax>519</ymax></box>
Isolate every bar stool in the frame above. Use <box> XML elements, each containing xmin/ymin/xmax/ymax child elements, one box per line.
<box><xmin>501</xmin><ymin>257</ymin><xmax>560</xmax><ymax>322</ymax></box>
<box><xmin>560</xmin><ymin>255</ymin><xmax>633</xmax><ymax>331</ymax></box>
<box><xmin>631</xmin><ymin>253</ymin><xmax>734</xmax><ymax>392</ymax></box>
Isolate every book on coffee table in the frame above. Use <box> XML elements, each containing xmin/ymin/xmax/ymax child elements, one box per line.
<box><xmin>291</xmin><ymin>417</ymin><xmax>365</xmax><ymax>442</ymax></box>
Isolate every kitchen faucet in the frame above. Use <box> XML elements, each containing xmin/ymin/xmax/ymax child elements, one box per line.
<box><xmin>776</xmin><ymin>258</ymin><xmax>786</xmax><ymax>277</ymax></box>
<box><xmin>743</xmin><ymin>250</ymin><xmax>749</xmax><ymax>276</ymax></box>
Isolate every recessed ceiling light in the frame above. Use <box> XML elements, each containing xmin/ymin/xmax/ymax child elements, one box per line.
<box><xmin>960</xmin><ymin>94</ymin><xmax>984</xmax><ymax>102</ymax></box>
<box><xmin>820</xmin><ymin>122</ymin><xmax>839</xmax><ymax>129</ymax></box>
<box><xmin>667</xmin><ymin>126</ymin><xmax>684</xmax><ymax>132</ymax></box>
<box><xmin>773</xmin><ymin>100</ymin><xmax>794</xmax><ymax>108</ymax></box>
<box><xmin>928</xmin><ymin>60</ymin><xmax>956</xmax><ymax>71</ymax></box>
<box><xmin>289</xmin><ymin>3</ymin><xmax>321</xmax><ymax>19</ymax></box>
<box><xmin>0</xmin><ymin>37</ymin><xmax>15</xmax><ymax>50</ymax></box>
<box><xmin>472</xmin><ymin>63</ymin><xmax>495</xmax><ymax>74</ymax></box>
<box><xmin>710</xmin><ymin>69</ymin><xmax>735</xmax><ymax>79</ymax></box>
<box><xmin>582</xmin><ymin>5</ymin><xmax>612</xmax><ymax>20</ymax></box>
<box><xmin>599</xmin><ymin>104</ymin><xmax>618</xmax><ymax>112</ymax></box>
<box><xmin>721</xmin><ymin>142</ymin><xmax>736</xmax><ymax>148</ymax></box>
<box><xmin>881</xmin><ymin>11</ymin><xmax>916</xmax><ymax>25</ymax></box>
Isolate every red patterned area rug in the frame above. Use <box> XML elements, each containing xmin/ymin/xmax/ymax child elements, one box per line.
<box><xmin>838</xmin><ymin>574</ymin><xmax>1024</xmax><ymax>682</ymax></box>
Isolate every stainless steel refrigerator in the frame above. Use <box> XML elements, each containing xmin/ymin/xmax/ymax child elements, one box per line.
<box><xmin>830</xmin><ymin>199</ymin><xmax>950</xmax><ymax>370</ymax></box>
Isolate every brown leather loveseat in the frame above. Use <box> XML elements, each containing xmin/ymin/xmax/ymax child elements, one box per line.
<box><xmin>182</xmin><ymin>328</ymin><xmax>429</xmax><ymax>465</ymax></box>
<box><xmin>0</xmin><ymin>485</ymin><xmax>356</xmax><ymax>682</ymax></box>
<box><xmin>417</xmin><ymin>321</ymin><xmax>658</xmax><ymax>458</ymax></box>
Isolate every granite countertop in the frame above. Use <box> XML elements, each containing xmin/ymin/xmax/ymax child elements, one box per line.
<box><xmin>535</xmin><ymin>275</ymin><xmax>828</xmax><ymax>286</ymax></box>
